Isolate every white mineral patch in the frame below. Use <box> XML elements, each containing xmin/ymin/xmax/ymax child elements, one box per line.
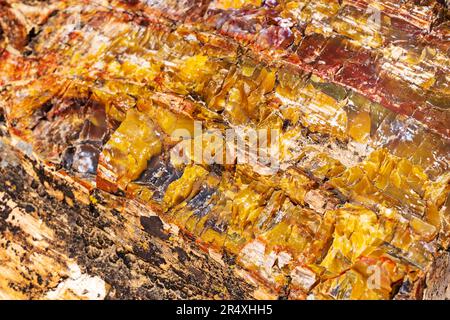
<box><xmin>240</xmin><ymin>241</ymin><xmax>293</xmax><ymax>275</ymax></box>
<box><xmin>291</xmin><ymin>266</ymin><xmax>317</xmax><ymax>291</ymax></box>
<box><xmin>277</xmin><ymin>251</ymin><xmax>292</xmax><ymax>269</ymax></box>
<box><xmin>46</xmin><ymin>264</ymin><xmax>107</xmax><ymax>300</ymax></box>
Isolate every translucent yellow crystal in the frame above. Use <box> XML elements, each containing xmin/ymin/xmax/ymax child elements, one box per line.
<box><xmin>163</xmin><ymin>165</ymin><xmax>209</xmax><ymax>210</ymax></box>
<box><xmin>100</xmin><ymin>108</ymin><xmax>162</xmax><ymax>190</ymax></box>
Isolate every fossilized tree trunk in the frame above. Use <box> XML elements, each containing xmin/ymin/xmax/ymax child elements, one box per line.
<box><xmin>1</xmin><ymin>0</ymin><xmax>449</xmax><ymax>300</ymax></box>
<box><xmin>0</xmin><ymin>126</ymin><xmax>256</xmax><ymax>300</ymax></box>
<box><xmin>1</xmin><ymin>122</ymin><xmax>449</xmax><ymax>300</ymax></box>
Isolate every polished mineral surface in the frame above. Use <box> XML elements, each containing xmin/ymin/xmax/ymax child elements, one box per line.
<box><xmin>0</xmin><ymin>0</ymin><xmax>449</xmax><ymax>299</ymax></box>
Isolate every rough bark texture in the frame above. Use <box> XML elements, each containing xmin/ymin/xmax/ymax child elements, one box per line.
<box><xmin>423</xmin><ymin>252</ymin><xmax>450</xmax><ymax>300</ymax></box>
<box><xmin>0</xmin><ymin>123</ymin><xmax>256</xmax><ymax>300</ymax></box>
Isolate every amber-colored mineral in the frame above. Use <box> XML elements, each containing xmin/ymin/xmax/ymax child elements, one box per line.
<box><xmin>0</xmin><ymin>0</ymin><xmax>448</xmax><ymax>300</ymax></box>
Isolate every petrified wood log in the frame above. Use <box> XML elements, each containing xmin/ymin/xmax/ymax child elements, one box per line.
<box><xmin>1</xmin><ymin>0</ymin><xmax>449</xmax><ymax>300</ymax></box>
<box><xmin>1</xmin><ymin>121</ymin><xmax>449</xmax><ymax>300</ymax></box>
<box><xmin>0</xmin><ymin>125</ymin><xmax>255</xmax><ymax>299</ymax></box>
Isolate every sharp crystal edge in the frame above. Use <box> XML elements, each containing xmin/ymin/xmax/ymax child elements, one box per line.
<box><xmin>0</xmin><ymin>0</ymin><xmax>449</xmax><ymax>300</ymax></box>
